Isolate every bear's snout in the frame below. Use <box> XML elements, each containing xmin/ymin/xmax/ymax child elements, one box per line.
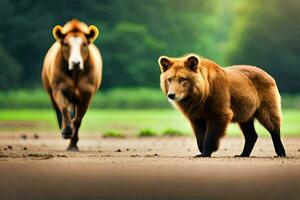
<box><xmin>168</xmin><ymin>93</ymin><xmax>176</xmax><ymax>100</ymax></box>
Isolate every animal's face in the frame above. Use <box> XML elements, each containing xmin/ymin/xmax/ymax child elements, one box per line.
<box><xmin>158</xmin><ymin>55</ymin><xmax>199</xmax><ymax>102</ymax></box>
<box><xmin>52</xmin><ymin>20</ymin><xmax>99</xmax><ymax>70</ymax></box>
<box><xmin>61</xmin><ymin>33</ymin><xmax>88</xmax><ymax>70</ymax></box>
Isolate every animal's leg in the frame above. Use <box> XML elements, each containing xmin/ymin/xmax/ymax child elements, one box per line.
<box><xmin>256</xmin><ymin>107</ymin><xmax>286</xmax><ymax>157</ymax></box>
<box><xmin>269</xmin><ymin>128</ymin><xmax>286</xmax><ymax>157</ymax></box>
<box><xmin>50</xmin><ymin>95</ymin><xmax>62</xmax><ymax>129</ymax></box>
<box><xmin>52</xmin><ymin>89</ymin><xmax>73</xmax><ymax>139</ymax></box>
<box><xmin>190</xmin><ymin>118</ymin><xmax>206</xmax><ymax>157</ymax></box>
<box><xmin>201</xmin><ymin>113</ymin><xmax>231</xmax><ymax>157</ymax></box>
<box><xmin>236</xmin><ymin>119</ymin><xmax>258</xmax><ymax>157</ymax></box>
<box><xmin>67</xmin><ymin>91</ymin><xmax>92</xmax><ymax>151</ymax></box>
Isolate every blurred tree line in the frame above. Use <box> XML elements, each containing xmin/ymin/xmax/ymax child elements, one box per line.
<box><xmin>0</xmin><ymin>0</ymin><xmax>299</xmax><ymax>93</ymax></box>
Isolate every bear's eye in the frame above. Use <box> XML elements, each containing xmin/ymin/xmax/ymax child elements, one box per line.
<box><xmin>167</xmin><ymin>77</ymin><xmax>173</xmax><ymax>83</ymax></box>
<box><xmin>63</xmin><ymin>42</ymin><xmax>69</xmax><ymax>48</ymax></box>
<box><xmin>83</xmin><ymin>43</ymin><xmax>87</xmax><ymax>48</ymax></box>
<box><xmin>179</xmin><ymin>77</ymin><xmax>187</xmax><ymax>83</ymax></box>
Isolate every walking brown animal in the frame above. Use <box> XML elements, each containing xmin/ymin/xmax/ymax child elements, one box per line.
<box><xmin>42</xmin><ymin>19</ymin><xmax>102</xmax><ymax>151</ymax></box>
<box><xmin>158</xmin><ymin>54</ymin><xmax>286</xmax><ymax>157</ymax></box>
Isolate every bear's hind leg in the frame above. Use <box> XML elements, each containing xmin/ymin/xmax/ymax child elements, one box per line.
<box><xmin>270</xmin><ymin>129</ymin><xmax>286</xmax><ymax>157</ymax></box>
<box><xmin>256</xmin><ymin>107</ymin><xmax>286</xmax><ymax>157</ymax></box>
<box><xmin>236</xmin><ymin>119</ymin><xmax>258</xmax><ymax>157</ymax></box>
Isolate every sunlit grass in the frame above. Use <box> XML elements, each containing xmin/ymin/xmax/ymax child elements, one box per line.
<box><xmin>0</xmin><ymin>109</ymin><xmax>299</xmax><ymax>136</ymax></box>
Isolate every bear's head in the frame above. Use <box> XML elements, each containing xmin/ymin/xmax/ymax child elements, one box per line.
<box><xmin>158</xmin><ymin>54</ymin><xmax>209</xmax><ymax>103</ymax></box>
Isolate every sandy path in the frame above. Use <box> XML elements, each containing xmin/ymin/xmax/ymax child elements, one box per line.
<box><xmin>0</xmin><ymin>134</ymin><xmax>299</xmax><ymax>200</ymax></box>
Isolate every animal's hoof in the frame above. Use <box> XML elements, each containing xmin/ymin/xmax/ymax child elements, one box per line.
<box><xmin>274</xmin><ymin>154</ymin><xmax>286</xmax><ymax>158</ymax></box>
<box><xmin>234</xmin><ymin>154</ymin><xmax>249</xmax><ymax>158</ymax></box>
<box><xmin>61</xmin><ymin>125</ymin><xmax>73</xmax><ymax>139</ymax></box>
<box><xmin>67</xmin><ymin>145</ymin><xmax>79</xmax><ymax>151</ymax></box>
<box><xmin>276</xmin><ymin>150</ymin><xmax>286</xmax><ymax>157</ymax></box>
<box><xmin>194</xmin><ymin>154</ymin><xmax>211</xmax><ymax>158</ymax></box>
<box><xmin>194</xmin><ymin>154</ymin><xmax>203</xmax><ymax>158</ymax></box>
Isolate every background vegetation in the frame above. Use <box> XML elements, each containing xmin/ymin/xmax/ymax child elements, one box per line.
<box><xmin>0</xmin><ymin>109</ymin><xmax>299</xmax><ymax>136</ymax></box>
<box><xmin>0</xmin><ymin>0</ymin><xmax>299</xmax><ymax>92</ymax></box>
<box><xmin>0</xmin><ymin>89</ymin><xmax>299</xmax><ymax>109</ymax></box>
<box><xmin>0</xmin><ymin>0</ymin><xmax>299</xmax><ymax>136</ymax></box>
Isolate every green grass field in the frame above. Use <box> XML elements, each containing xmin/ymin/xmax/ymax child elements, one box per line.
<box><xmin>0</xmin><ymin>109</ymin><xmax>299</xmax><ymax>136</ymax></box>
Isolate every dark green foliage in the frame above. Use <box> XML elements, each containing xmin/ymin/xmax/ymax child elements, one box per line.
<box><xmin>101</xmin><ymin>22</ymin><xmax>164</xmax><ymax>88</ymax></box>
<box><xmin>0</xmin><ymin>0</ymin><xmax>210</xmax><ymax>90</ymax></box>
<box><xmin>0</xmin><ymin>0</ymin><xmax>298</xmax><ymax>93</ymax></box>
<box><xmin>0</xmin><ymin>45</ymin><xmax>22</xmax><ymax>90</ymax></box>
<box><xmin>225</xmin><ymin>0</ymin><xmax>300</xmax><ymax>93</ymax></box>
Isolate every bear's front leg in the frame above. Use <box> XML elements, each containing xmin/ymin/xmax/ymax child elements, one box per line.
<box><xmin>190</xmin><ymin>118</ymin><xmax>206</xmax><ymax>157</ymax></box>
<box><xmin>201</xmin><ymin>115</ymin><xmax>231</xmax><ymax>157</ymax></box>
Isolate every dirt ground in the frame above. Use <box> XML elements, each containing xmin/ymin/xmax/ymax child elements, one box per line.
<box><xmin>0</xmin><ymin>133</ymin><xmax>299</xmax><ymax>200</ymax></box>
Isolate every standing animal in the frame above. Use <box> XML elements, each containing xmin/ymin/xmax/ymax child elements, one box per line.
<box><xmin>42</xmin><ymin>19</ymin><xmax>102</xmax><ymax>151</ymax></box>
<box><xmin>158</xmin><ymin>54</ymin><xmax>286</xmax><ymax>157</ymax></box>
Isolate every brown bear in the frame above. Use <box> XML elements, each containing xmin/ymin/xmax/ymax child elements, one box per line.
<box><xmin>158</xmin><ymin>54</ymin><xmax>286</xmax><ymax>157</ymax></box>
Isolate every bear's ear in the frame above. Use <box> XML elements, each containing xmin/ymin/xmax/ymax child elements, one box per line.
<box><xmin>158</xmin><ymin>56</ymin><xmax>173</xmax><ymax>73</ymax></box>
<box><xmin>52</xmin><ymin>25</ymin><xmax>64</xmax><ymax>41</ymax></box>
<box><xmin>86</xmin><ymin>25</ymin><xmax>99</xmax><ymax>43</ymax></box>
<box><xmin>185</xmin><ymin>55</ymin><xmax>199</xmax><ymax>72</ymax></box>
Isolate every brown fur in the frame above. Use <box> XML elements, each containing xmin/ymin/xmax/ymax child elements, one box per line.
<box><xmin>158</xmin><ymin>54</ymin><xmax>286</xmax><ymax>157</ymax></box>
<box><xmin>42</xmin><ymin>19</ymin><xmax>102</xmax><ymax>151</ymax></box>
